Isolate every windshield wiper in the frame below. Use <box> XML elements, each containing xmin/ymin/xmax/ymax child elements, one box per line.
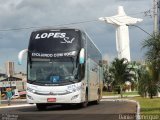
<box><xmin>28</xmin><ymin>80</ymin><xmax>36</xmax><ymax>84</ymax></box>
<box><xmin>68</xmin><ymin>80</ymin><xmax>77</xmax><ymax>83</ymax></box>
<box><xmin>29</xmin><ymin>80</ymin><xmax>44</xmax><ymax>85</ymax></box>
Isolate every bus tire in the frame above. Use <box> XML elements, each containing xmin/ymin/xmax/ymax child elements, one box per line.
<box><xmin>93</xmin><ymin>89</ymin><xmax>101</xmax><ymax>105</ymax></box>
<box><xmin>36</xmin><ymin>103</ymin><xmax>47</xmax><ymax>111</ymax></box>
<box><xmin>62</xmin><ymin>104</ymin><xmax>71</xmax><ymax>109</ymax></box>
<box><xmin>97</xmin><ymin>89</ymin><xmax>101</xmax><ymax>104</ymax></box>
<box><xmin>81</xmin><ymin>92</ymin><xmax>88</xmax><ymax>108</ymax></box>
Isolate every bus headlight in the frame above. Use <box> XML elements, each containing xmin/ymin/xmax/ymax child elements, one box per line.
<box><xmin>67</xmin><ymin>85</ymin><xmax>81</xmax><ymax>93</ymax></box>
<box><xmin>27</xmin><ymin>87</ymin><xmax>36</xmax><ymax>93</ymax></box>
<box><xmin>67</xmin><ymin>87</ymin><xmax>81</xmax><ymax>93</ymax></box>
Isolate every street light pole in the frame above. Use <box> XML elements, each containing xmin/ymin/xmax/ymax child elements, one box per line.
<box><xmin>158</xmin><ymin>0</ymin><xmax>160</xmax><ymax>33</ymax></box>
<box><xmin>0</xmin><ymin>87</ymin><xmax>1</xmax><ymax>105</ymax></box>
<box><xmin>153</xmin><ymin>0</ymin><xmax>159</xmax><ymax>35</ymax></box>
<box><xmin>127</xmin><ymin>24</ymin><xmax>153</xmax><ymax>37</ymax></box>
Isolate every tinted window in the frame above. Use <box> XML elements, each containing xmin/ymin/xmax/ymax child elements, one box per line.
<box><xmin>28</xmin><ymin>29</ymin><xmax>81</xmax><ymax>54</ymax></box>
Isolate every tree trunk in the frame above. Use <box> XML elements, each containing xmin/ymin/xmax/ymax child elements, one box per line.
<box><xmin>150</xmin><ymin>93</ymin><xmax>153</xmax><ymax>99</ymax></box>
<box><xmin>120</xmin><ymin>86</ymin><xmax>123</xmax><ymax>98</ymax></box>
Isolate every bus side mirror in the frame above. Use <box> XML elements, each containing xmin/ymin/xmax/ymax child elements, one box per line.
<box><xmin>79</xmin><ymin>48</ymin><xmax>85</xmax><ymax>64</ymax></box>
<box><xmin>18</xmin><ymin>49</ymin><xmax>28</xmax><ymax>65</ymax></box>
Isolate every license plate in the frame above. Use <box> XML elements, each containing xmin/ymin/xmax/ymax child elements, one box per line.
<box><xmin>47</xmin><ymin>98</ymin><xmax>56</xmax><ymax>102</ymax></box>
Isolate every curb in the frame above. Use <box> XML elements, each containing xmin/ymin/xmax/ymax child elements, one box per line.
<box><xmin>102</xmin><ymin>95</ymin><xmax>140</xmax><ymax>99</ymax></box>
<box><xmin>123</xmin><ymin>99</ymin><xmax>140</xmax><ymax>120</ymax></box>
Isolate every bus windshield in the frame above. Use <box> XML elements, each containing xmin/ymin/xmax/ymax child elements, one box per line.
<box><xmin>27</xmin><ymin>57</ymin><xmax>79</xmax><ymax>85</ymax></box>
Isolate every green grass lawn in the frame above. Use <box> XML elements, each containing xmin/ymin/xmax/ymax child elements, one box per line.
<box><xmin>102</xmin><ymin>91</ymin><xmax>117</xmax><ymax>96</ymax></box>
<box><xmin>129</xmin><ymin>97</ymin><xmax>160</xmax><ymax>114</ymax></box>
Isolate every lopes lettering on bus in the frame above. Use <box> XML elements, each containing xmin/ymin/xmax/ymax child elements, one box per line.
<box><xmin>35</xmin><ymin>32</ymin><xmax>66</xmax><ymax>39</ymax></box>
<box><xmin>35</xmin><ymin>32</ymin><xmax>75</xmax><ymax>44</ymax></box>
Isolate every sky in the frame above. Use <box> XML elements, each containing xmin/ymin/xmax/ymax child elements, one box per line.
<box><xmin>0</xmin><ymin>0</ymin><xmax>153</xmax><ymax>73</ymax></box>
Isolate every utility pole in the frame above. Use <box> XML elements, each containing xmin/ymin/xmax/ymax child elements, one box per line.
<box><xmin>153</xmin><ymin>0</ymin><xmax>159</xmax><ymax>35</ymax></box>
<box><xmin>153</xmin><ymin>0</ymin><xmax>160</xmax><ymax>97</ymax></box>
<box><xmin>0</xmin><ymin>87</ymin><xmax>1</xmax><ymax>105</ymax></box>
<box><xmin>158</xmin><ymin>0</ymin><xmax>160</xmax><ymax>32</ymax></box>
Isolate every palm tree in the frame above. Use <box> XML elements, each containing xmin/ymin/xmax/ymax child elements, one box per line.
<box><xmin>142</xmin><ymin>33</ymin><xmax>160</xmax><ymax>98</ymax></box>
<box><xmin>138</xmin><ymin>63</ymin><xmax>159</xmax><ymax>98</ymax></box>
<box><xmin>110</xmin><ymin>58</ymin><xmax>129</xmax><ymax>98</ymax></box>
<box><xmin>142</xmin><ymin>33</ymin><xmax>160</xmax><ymax>71</ymax></box>
<box><xmin>127</xmin><ymin>61</ymin><xmax>140</xmax><ymax>91</ymax></box>
<box><xmin>147</xmin><ymin>63</ymin><xmax>160</xmax><ymax>98</ymax></box>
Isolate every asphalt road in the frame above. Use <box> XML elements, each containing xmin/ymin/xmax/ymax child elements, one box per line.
<box><xmin>0</xmin><ymin>100</ymin><xmax>137</xmax><ymax>120</ymax></box>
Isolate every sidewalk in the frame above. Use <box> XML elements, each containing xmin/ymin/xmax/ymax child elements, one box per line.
<box><xmin>0</xmin><ymin>99</ymin><xmax>28</xmax><ymax>108</ymax></box>
<box><xmin>1</xmin><ymin>99</ymin><xmax>26</xmax><ymax>102</ymax></box>
<box><xmin>0</xmin><ymin>103</ymin><xmax>35</xmax><ymax>108</ymax></box>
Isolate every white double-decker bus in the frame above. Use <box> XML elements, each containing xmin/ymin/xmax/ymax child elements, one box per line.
<box><xmin>18</xmin><ymin>28</ymin><xmax>103</xmax><ymax>110</ymax></box>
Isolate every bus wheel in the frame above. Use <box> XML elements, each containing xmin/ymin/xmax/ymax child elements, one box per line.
<box><xmin>93</xmin><ymin>89</ymin><xmax>101</xmax><ymax>105</ymax></box>
<box><xmin>62</xmin><ymin>104</ymin><xmax>71</xmax><ymax>109</ymax></box>
<box><xmin>36</xmin><ymin>103</ymin><xmax>47</xmax><ymax>111</ymax></box>
<box><xmin>81</xmin><ymin>93</ymin><xmax>88</xmax><ymax>108</ymax></box>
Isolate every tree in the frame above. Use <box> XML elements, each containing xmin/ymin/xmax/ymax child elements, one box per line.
<box><xmin>126</xmin><ymin>61</ymin><xmax>142</xmax><ymax>91</ymax></box>
<box><xmin>102</xmin><ymin>61</ymin><xmax>114</xmax><ymax>91</ymax></box>
<box><xmin>102</xmin><ymin>62</ymin><xmax>109</xmax><ymax>91</ymax></box>
<box><xmin>109</xmin><ymin>58</ymin><xmax>129</xmax><ymax>98</ymax></box>
<box><xmin>138</xmin><ymin>63</ymin><xmax>159</xmax><ymax>98</ymax></box>
<box><xmin>142</xmin><ymin>33</ymin><xmax>160</xmax><ymax>98</ymax></box>
<box><xmin>142</xmin><ymin>33</ymin><xmax>160</xmax><ymax>71</ymax></box>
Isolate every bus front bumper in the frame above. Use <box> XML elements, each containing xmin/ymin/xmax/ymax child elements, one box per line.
<box><xmin>26</xmin><ymin>91</ymin><xmax>82</xmax><ymax>104</ymax></box>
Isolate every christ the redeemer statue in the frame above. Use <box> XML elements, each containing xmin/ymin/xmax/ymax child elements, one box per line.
<box><xmin>99</xmin><ymin>6</ymin><xmax>143</xmax><ymax>61</ymax></box>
